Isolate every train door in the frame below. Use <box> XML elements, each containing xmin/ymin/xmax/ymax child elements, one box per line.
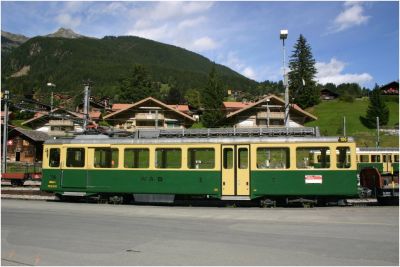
<box><xmin>383</xmin><ymin>154</ymin><xmax>392</xmax><ymax>173</ymax></box>
<box><xmin>60</xmin><ymin>146</ymin><xmax>87</xmax><ymax>189</ymax></box>
<box><xmin>221</xmin><ymin>145</ymin><xmax>250</xmax><ymax>197</ymax></box>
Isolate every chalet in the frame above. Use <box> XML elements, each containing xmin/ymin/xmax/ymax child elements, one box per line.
<box><xmin>380</xmin><ymin>81</ymin><xmax>399</xmax><ymax>95</ymax></box>
<box><xmin>6</xmin><ymin>127</ymin><xmax>50</xmax><ymax>163</ymax></box>
<box><xmin>320</xmin><ymin>89</ymin><xmax>339</xmax><ymax>100</ymax></box>
<box><xmin>103</xmin><ymin>97</ymin><xmax>196</xmax><ymax>130</ymax></box>
<box><xmin>21</xmin><ymin>108</ymin><xmax>86</xmax><ymax>137</ymax></box>
<box><xmin>224</xmin><ymin>94</ymin><xmax>317</xmax><ymax>128</ymax></box>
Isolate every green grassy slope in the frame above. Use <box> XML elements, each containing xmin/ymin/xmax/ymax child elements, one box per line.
<box><xmin>305</xmin><ymin>97</ymin><xmax>399</xmax><ymax>147</ymax></box>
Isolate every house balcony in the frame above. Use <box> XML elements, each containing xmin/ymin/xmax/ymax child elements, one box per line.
<box><xmin>48</xmin><ymin>120</ymin><xmax>74</xmax><ymax>126</ymax></box>
<box><xmin>257</xmin><ymin>112</ymin><xmax>284</xmax><ymax>119</ymax></box>
<box><xmin>134</xmin><ymin>113</ymin><xmax>165</xmax><ymax>121</ymax></box>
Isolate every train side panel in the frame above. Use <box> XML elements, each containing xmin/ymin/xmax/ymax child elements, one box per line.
<box><xmin>251</xmin><ymin>170</ymin><xmax>358</xmax><ymax>198</ymax></box>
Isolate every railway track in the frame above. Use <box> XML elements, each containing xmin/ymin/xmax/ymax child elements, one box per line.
<box><xmin>1</xmin><ymin>183</ymin><xmax>383</xmax><ymax>206</ymax></box>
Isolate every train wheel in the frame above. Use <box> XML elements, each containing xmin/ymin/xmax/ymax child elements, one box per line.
<box><xmin>109</xmin><ymin>195</ymin><xmax>123</xmax><ymax>205</ymax></box>
<box><xmin>259</xmin><ymin>198</ymin><xmax>276</xmax><ymax>208</ymax></box>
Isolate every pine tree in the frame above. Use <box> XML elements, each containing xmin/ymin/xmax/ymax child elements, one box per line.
<box><xmin>288</xmin><ymin>34</ymin><xmax>319</xmax><ymax>109</ymax></box>
<box><xmin>363</xmin><ymin>85</ymin><xmax>389</xmax><ymax>128</ymax></box>
<box><xmin>201</xmin><ymin>66</ymin><xmax>225</xmax><ymax>128</ymax></box>
<box><xmin>119</xmin><ymin>64</ymin><xmax>159</xmax><ymax>103</ymax></box>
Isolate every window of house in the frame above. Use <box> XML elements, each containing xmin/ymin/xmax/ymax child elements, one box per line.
<box><xmin>155</xmin><ymin>148</ymin><xmax>181</xmax><ymax>168</ymax></box>
<box><xmin>257</xmin><ymin>147</ymin><xmax>290</xmax><ymax>169</ymax></box>
<box><xmin>66</xmin><ymin>148</ymin><xmax>85</xmax><ymax>167</ymax></box>
<box><xmin>337</xmin><ymin>147</ymin><xmax>351</xmax><ymax>168</ymax></box>
<box><xmin>124</xmin><ymin>148</ymin><xmax>149</xmax><ymax>168</ymax></box>
<box><xmin>94</xmin><ymin>148</ymin><xmax>118</xmax><ymax>168</ymax></box>
<box><xmin>296</xmin><ymin>147</ymin><xmax>331</xmax><ymax>169</ymax></box>
<box><xmin>394</xmin><ymin>155</ymin><xmax>399</xmax><ymax>163</ymax></box>
<box><xmin>49</xmin><ymin>148</ymin><xmax>60</xmax><ymax>167</ymax></box>
<box><xmin>188</xmin><ymin>148</ymin><xmax>215</xmax><ymax>169</ymax></box>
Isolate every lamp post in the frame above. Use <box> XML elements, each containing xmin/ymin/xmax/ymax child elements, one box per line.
<box><xmin>47</xmin><ymin>82</ymin><xmax>56</xmax><ymax>112</ymax></box>
<box><xmin>2</xmin><ymin>90</ymin><xmax>10</xmax><ymax>173</ymax></box>
<box><xmin>280</xmin><ymin>29</ymin><xmax>290</xmax><ymax>127</ymax></box>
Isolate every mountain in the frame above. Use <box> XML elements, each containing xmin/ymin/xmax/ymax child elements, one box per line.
<box><xmin>1</xmin><ymin>31</ymin><xmax>258</xmax><ymax>100</ymax></box>
<box><xmin>1</xmin><ymin>28</ymin><xmax>91</xmax><ymax>53</ymax></box>
<box><xmin>1</xmin><ymin>30</ymin><xmax>30</xmax><ymax>54</ymax></box>
<box><xmin>45</xmin><ymin>27</ymin><xmax>90</xmax><ymax>39</ymax></box>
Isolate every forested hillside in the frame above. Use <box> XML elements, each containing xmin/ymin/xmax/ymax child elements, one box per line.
<box><xmin>1</xmin><ymin>35</ymin><xmax>257</xmax><ymax>98</ymax></box>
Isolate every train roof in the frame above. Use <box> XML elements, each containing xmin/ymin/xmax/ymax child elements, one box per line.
<box><xmin>44</xmin><ymin>134</ymin><xmax>355</xmax><ymax>145</ymax></box>
<box><xmin>356</xmin><ymin>147</ymin><xmax>399</xmax><ymax>153</ymax></box>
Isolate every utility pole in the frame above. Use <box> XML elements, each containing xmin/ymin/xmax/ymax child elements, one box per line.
<box><xmin>51</xmin><ymin>92</ymin><xmax>54</xmax><ymax>112</ymax></box>
<box><xmin>376</xmin><ymin>116</ymin><xmax>380</xmax><ymax>148</ymax></box>
<box><xmin>2</xmin><ymin>90</ymin><xmax>9</xmax><ymax>173</ymax></box>
<box><xmin>83</xmin><ymin>81</ymin><xmax>91</xmax><ymax>131</ymax></box>
<box><xmin>280</xmin><ymin>29</ymin><xmax>290</xmax><ymax>127</ymax></box>
<box><xmin>343</xmin><ymin>116</ymin><xmax>346</xmax><ymax>136</ymax></box>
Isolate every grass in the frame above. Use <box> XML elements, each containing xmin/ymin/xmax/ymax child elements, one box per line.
<box><xmin>305</xmin><ymin>97</ymin><xmax>399</xmax><ymax>147</ymax></box>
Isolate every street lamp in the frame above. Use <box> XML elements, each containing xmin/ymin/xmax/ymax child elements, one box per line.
<box><xmin>47</xmin><ymin>82</ymin><xmax>56</xmax><ymax>111</ymax></box>
<box><xmin>280</xmin><ymin>29</ymin><xmax>290</xmax><ymax>127</ymax></box>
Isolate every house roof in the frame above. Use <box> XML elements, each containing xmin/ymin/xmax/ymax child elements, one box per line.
<box><xmin>320</xmin><ymin>88</ymin><xmax>339</xmax><ymax>97</ymax></box>
<box><xmin>104</xmin><ymin>97</ymin><xmax>196</xmax><ymax>121</ymax></box>
<box><xmin>10</xmin><ymin>127</ymin><xmax>50</xmax><ymax>142</ymax></box>
<box><xmin>112</xmin><ymin>103</ymin><xmax>133</xmax><ymax>111</ymax></box>
<box><xmin>380</xmin><ymin>81</ymin><xmax>399</xmax><ymax>90</ymax></box>
<box><xmin>380</xmin><ymin>81</ymin><xmax>399</xmax><ymax>94</ymax></box>
<box><xmin>89</xmin><ymin>111</ymin><xmax>102</xmax><ymax>120</ymax></box>
<box><xmin>226</xmin><ymin>94</ymin><xmax>317</xmax><ymax>121</ymax></box>
<box><xmin>223</xmin><ymin>102</ymin><xmax>252</xmax><ymax>109</ymax></box>
<box><xmin>21</xmin><ymin>108</ymin><xmax>84</xmax><ymax>126</ymax></box>
<box><xmin>167</xmin><ymin>104</ymin><xmax>190</xmax><ymax>113</ymax></box>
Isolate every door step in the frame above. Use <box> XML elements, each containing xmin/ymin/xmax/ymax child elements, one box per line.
<box><xmin>62</xmin><ymin>192</ymin><xmax>87</xmax><ymax>196</ymax></box>
<box><xmin>221</xmin><ymin>196</ymin><xmax>251</xmax><ymax>201</ymax></box>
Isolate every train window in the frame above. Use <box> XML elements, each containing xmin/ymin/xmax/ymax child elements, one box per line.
<box><xmin>223</xmin><ymin>148</ymin><xmax>233</xmax><ymax>169</ymax></box>
<box><xmin>124</xmin><ymin>148</ymin><xmax>149</xmax><ymax>168</ymax></box>
<box><xmin>257</xmin><ymin>147</ymin><xmax>290</xmax><ymax>169</ymax></box>
<box><xmin>337</xmin><ymin>147</ymin><xmax>351</xmax><ymax>168</ymax></box>
<box><xmin>66</xmin><ymin>148</ymin><xmax>85</xmax><ymax>167</ymax></box>
<box><xmin>371</xmin><ymin>155</ymin><xmax>381</xmax><ymax>162</ymax></box>
<box><xmin>155</xmin><ymin>148</ymin><xmax>181</xmax><ymax>169</ymax></box>
<box><xmin>296</xmin><ymin>147</ymin><xmax>330</xmax><ymax>169</ymax></box>
<box><xmin>94</xmin><ymin>148</ymin><xmax>119</xmax><ymax>168</ymax></box>
<box><xmin>238</xmin><ymin>148</ymin><xmax>248</xmax><ymax>169</ymax></box>
<box><xmin>188</xmin><ymin>148</ymin><xmax>215</xmax><ymax>169</ymax></box>
<box><xmin>394</xmin><ymin>155</ymin><xmax>399</xmax><ymax>162</ymax></box>
<box><xmin>359</xmin><ymin>155</ymin><xmax>369</xmax><ymax>162</ymax></box>
<box><xmin>383</xmin><ymin>155</ymin><xmax>392</xmax><ymax>163</ymax></box>
<box><xmin>49</xmin><ymin>148</ymin><xmax>60</xmax><ymax>167</ymax></box>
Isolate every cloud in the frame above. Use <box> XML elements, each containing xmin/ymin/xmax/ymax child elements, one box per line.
<box><xmin>219</xmin><ymin>52</ymin><xmax>259</xmax><ymax>80</ymax></box>
<box><xmin>56</xmin><ymin>13</ymin><xmax>81</xmax><ymax>28</ymax></box>
<box><xmin>191</xmin><ymin>36</ymin><xmax>218</xmax><ymax>51</ymax></box>
<box><xmin>332</xmin><ymin>2</ymin><xmax>370</xmax><ymax>32</ymax></box>
<box><xmin>125</xmin><ymin>2</ymin><xmax>217</xmax><ymax>53</ymax></box>
<box><xmin>316</xmin><ymin>58</ymin><xmax>373</xmax><ymax>85</ymax></box>
<box><xmin>243</xmin><ymin>67</ymin><xmax>257</xmax><ymax>80</ymax></box>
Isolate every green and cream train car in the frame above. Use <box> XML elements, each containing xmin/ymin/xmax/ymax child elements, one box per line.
<box><xmin>41</xmin><ymin>135</ymin><xmax>359</xmax><ymax>205</ymax></box>
<box><xmin>356</xmin><ymin>147</ymin><xmax>399</xmax><ymax>174</ymax></box>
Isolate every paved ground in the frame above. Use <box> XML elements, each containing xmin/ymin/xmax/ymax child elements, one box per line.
<box><xmin>1</xmin><ymin>199</ymin><xmax>399</xmax><ymax>265</ymax></box>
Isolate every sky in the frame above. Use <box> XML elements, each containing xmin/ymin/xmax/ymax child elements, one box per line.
<box><xmin>1</xmin><ymin>1</ymin><xmax>399</xmax><ymax>89</ymax></box>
